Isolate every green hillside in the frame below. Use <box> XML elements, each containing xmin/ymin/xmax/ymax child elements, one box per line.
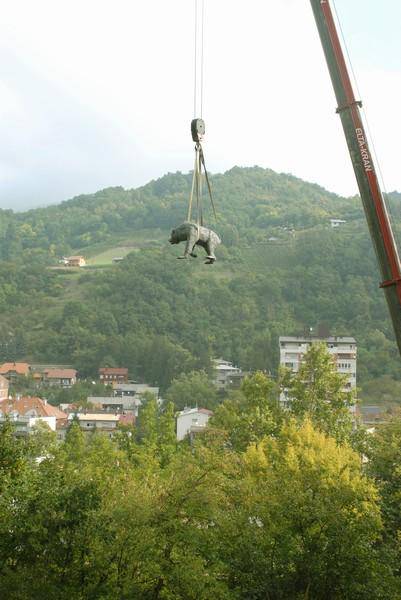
<box><xmin>1</xmin><ymin>166</ymin><xmax>401</xmax><ymax>403</ymax></box>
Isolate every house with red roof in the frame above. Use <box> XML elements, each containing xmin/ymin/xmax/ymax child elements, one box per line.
<box><xmin>99</xmin><ymin>367</ymin><xmax>128</xmax><ymax>384</ymax></box>
<box><xmin>43</xmin><ymin>368</ymin><xmax>77</xmax><ymax>388</ymax></box>
<box><xmin>0</xmin><ymin>362</ymin><xmax>30</xmax><ymax>381</ymax></box>
<box><xmin>0</xmin><ymin>396</ymin><xmax>67</xmax><ymax>433</ymax></box>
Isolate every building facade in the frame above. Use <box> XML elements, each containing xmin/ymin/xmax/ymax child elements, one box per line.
<box><xmin>213</xmin><ymin>359</ymin><xmax>244</xmax><ymax>390</ymax></box>
<box><xmin>88</xmin><ymin>382</ymin><xmax>160</xmax><ymax>416</ymax></box>
<box><xmin>43</xmin><ymin>368</ymin><xmax>77</xmax><ymax>387</ymax></box>
<box><xmin>330</xmin><ymin>219</ymin><xmax>347</xmax><ymax>228</ymax></box>
<box><xmin>112</xmin><ymin>382</ymin><xmax>159</xmax><ymax>398</ymax></box>
<box><xmin>66</xmin><ymin>256</ymin><xmax>86</xmax><ymax>267</ymax></box>
<box><xmin>176</xmin><ymin>407</ymin><xmax>213</xmax><ymax>441</ymax></box>
<box><xmin>99</xmin><ymin>368</ymin><xmax>128</xmax><ymax>384</ymax></box>
<box><xmin>279</xmin><ymin>336</ymin><xmax>357</xmax><ymax>409</ymax></box>
<box><xmin>0</xmin><ymin>362</ymin><xmax>30</xmax><ymax>380</ymax></box>
<box><xmin>66</xmin><ymin>413</ymin><xmax>121</xmax><ymax>438</ymax></box>
<box><xmin>87</xmin><ymin>395</ymin><xmax>141</xmax><ymax>415</ymax></box>
<box><xmin>0</xmin><ymin>396</ymin><xmax>67</xmax><ymax>432</ymax></box>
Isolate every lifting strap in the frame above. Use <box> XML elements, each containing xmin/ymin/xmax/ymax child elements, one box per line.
<box><xmin>187</xmin><ymin>141</ymin><xmax>216</xmax><ymax>226</ymax></box>
<box><xmin>199</xmin><ymin>143</ymin><xmax>217</xmax><ymax>220</ymax></box>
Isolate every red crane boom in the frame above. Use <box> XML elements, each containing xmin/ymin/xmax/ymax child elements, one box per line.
<box><xmin>310</xmin><ymin>0</ymin><xmax>401</xmax><ymax>356</ymax></box>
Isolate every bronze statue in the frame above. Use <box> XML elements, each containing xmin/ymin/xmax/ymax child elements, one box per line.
<box><xmin>169</xmin><ymin>222</ymin><xmax>221</xmax><ymax>264</ymax></box>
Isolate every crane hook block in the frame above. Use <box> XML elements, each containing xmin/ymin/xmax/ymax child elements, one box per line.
<box><xmin>191</xmin><ymin>118</ymin><xmax>205</xmax><ymax>143</ymax></box>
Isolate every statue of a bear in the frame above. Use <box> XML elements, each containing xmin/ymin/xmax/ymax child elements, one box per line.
<box><xmin>169</xmin><ymin>222</ymin><xmax>221</xmax><ymax>264</ymax></box>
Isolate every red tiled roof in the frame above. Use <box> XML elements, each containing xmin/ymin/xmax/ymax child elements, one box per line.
<box><xmin>0</xmin><ymin>362</ymin><xmax>30</xmax><ymax>376</ymax></box>
<box><xmin>199</xmin><ymin>408</ymin><xmax>214</xmax><ymax>416</ymax></box>
<box><xmin>44</xmin><ymin>369</ymin><xmax>77</xmax><ymax>379</ymax></box>
<box><xmin>44</xmin><ymin>404</ymin><xmax>68</xmax><ymax>419</ymax></box>
<box><xmin>0</xmin><ymin>397</ymin><xmax>67</xmax><ymax>419</ymax></box>
<box><xmin>99</xmin><ymin>368</ymin><xmax>128</xmax><ymax>375</ymax></box>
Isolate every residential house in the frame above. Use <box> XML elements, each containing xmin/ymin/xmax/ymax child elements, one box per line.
<box><xmin>213</xmin><ymin>358</ymin><xmax>244</xmax><ymax>390</ymax></box>
<box><xmin>68</xmin><ymin>412</ymin><xmax>121</xmax><ymax>437</ymax></box>
<box><xmin>112</xmin><ymin>382</ymin><xmax>159</xmax><ymax>399</ymax></box>
<box><xmin>89</xmin><ymin>383</ymin><xmax>160</xmax><ymax>416</ymax></box>
<box><xmin>99</xmin><ymin>367</ymin><xmax>129</xmax><ymax>384</ymax></box>
<box><xmin>30</xmin><ymin>364</ymin><xmax>76</xmax><ymax>386</ymax></box>
<box><xmin>43</xmin><ymin>368</ymin><xmax>77</xmax><ymax>388</ymax></box>
<box><xmin>0</xmin><ymin>413</ymin><xmax>56</xmax><ymax>436</ymax></box>
<box><xmin>176</xmin><ymin>407</ymin><xmax>213</xmax><ymax>441</ymax></box>
<box><xmin>0</xmin><ymin>362</ymin><xmax>30</xmax><ymax>381</ymax></box>
<box><xmin>0</xmin><ymin>396</ymin><xmax>67</xmax><ymax>433</ymax></box>
<box><xmin>66</xmin><ymin>255</ymin><xmax>86</xmax><ymax>267</ymax></box>
<box><xmin>330</xmin><ymin>219</ymin><xmax>347</xmax><ymax>228</ymax></box>
<box><xmin>87</xmin><ymin>395</ymin><xmax>141</xmax><ymax>415</ymax></box>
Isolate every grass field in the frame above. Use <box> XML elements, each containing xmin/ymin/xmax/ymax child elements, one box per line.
<box><xmin>77</xmin><ymin>229</ymin><xmax>167</xmax><ymax>265</ymax></box>
<box><xmin>85</xmin><ymin>246</ymin><xmax>139</xmax><ymax>266</ymax></box>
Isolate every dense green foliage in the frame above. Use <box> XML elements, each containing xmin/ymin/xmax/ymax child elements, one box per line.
<box><xmin>1</xmin><ymin>349</ymin><xmax>400</xmax><ymax>599</ymax></box>
<box><xmin>0</xmin><ymin>167</ymin><xmax>401</xmax><ymax>401</ymax></box>
<box><xmin>367</xmin><ymin>413</ymin><xmax>401</xmax><ymax>556</ymax></box>
<box><xmin>165</xmin><ymin>371</ymin><xmax>219</xmax><ymax>411</ymax></box>
<box><xmin>280</xmin><ymin>343</ymin><xmax>355</xmax><ymax>442</ymax></box>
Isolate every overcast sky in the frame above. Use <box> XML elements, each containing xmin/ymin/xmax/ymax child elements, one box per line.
<box><xmin>1</xmin><ymin>0</ymin><xmax>401</xmax><ymax>210</ymax></box>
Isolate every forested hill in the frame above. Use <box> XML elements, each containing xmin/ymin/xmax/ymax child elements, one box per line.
<box><xmin>0</xmin><ymin>167</ymin><xmax>365</xmax><ymax>255</ymax></box>
<box><xmin>1</xmin><ymin>165</ymin><xmax>400</xmax><ymax>255</ymax></box>
<box><xmin>1</xmin><ymin>166</ymin><xmax>401</xmax><ymax>403</ymax></box>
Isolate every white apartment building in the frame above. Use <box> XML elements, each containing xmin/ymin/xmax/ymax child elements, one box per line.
<box><xmin>279</xmin><ymin>336</ymin><xmax>357</xmax><ymax>409</ymax></box>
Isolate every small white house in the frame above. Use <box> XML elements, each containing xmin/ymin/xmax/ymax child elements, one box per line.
<box><xmin>176</xmin><ymin>407</ymin><xmax>213</xmax><ymax>441</ymax></box>
<box><xmin>330</xmin><ymin>219</ymin><xmax>347</xmax><ymax>228</ymax></box>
